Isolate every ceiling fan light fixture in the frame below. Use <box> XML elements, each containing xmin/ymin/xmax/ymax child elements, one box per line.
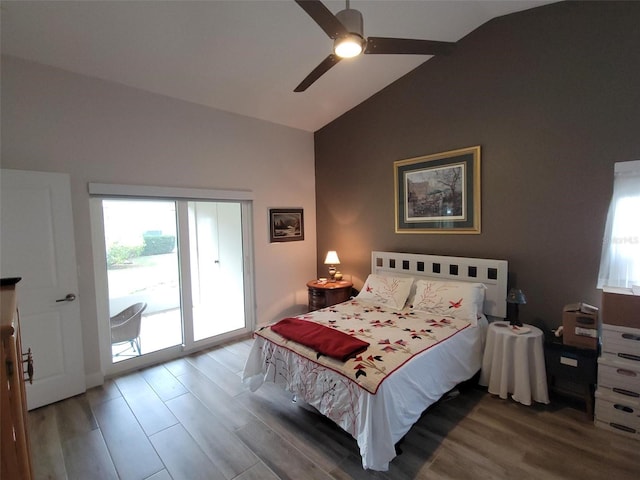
<box><xmin>294</xmin><ymin>0</ymin><xmax>456</xmax><ymax>92</ymax></box>
<box><xmin>334</xmin><ymin>6</ymin><xmax>365</xmax><ymax>58</ymax></box>
<box><xmin>334</xmin><ymin>33</ymin><xmax>364</xmax><ymax>58</ymax></box>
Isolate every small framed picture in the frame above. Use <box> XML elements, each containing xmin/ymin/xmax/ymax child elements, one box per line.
<box><xmin>269</xmin><ymin>208</ymin><xmax>304</xmax><ymax>242</ymax></box>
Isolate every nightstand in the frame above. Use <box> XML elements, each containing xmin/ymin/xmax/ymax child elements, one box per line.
<box><xmin>544</xmin><ymin>339</ymin><xmax>597</xmax><ymax>419</ymax></box>
<box><xmin>479</xmin><ymin>322</ymin><xmax>550</xmax><ymax>406</ymax></box>
<box><xmin>306</xmin><ymin>280</ymin><xmax>353</xmax><ymax>311</ymax></box>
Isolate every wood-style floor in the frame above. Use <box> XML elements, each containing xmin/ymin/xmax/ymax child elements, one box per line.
<box><xmin>28</xmin><ymin>338</ymin><xmax>640</xmax><ymax>480</ymax></box>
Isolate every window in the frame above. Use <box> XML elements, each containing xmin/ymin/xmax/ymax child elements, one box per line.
<box><xmin>597</xmin><ymin>160</ymin><xmax>640</xmax><ymax>289</ymax></box>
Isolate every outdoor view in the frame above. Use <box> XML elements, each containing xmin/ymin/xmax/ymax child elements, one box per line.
<box><xmin>103</xmin><ymin>200</ymin><xmax>182</xmax><ymax>362</ymax></box>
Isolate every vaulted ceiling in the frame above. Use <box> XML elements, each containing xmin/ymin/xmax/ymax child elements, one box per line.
<box><xmin>1</xmin><ymin>1</ymin><xmax>554</xmax><ymax>132</ymax></box>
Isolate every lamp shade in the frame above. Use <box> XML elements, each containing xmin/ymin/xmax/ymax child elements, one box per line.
<box><xmin>506</xmin><ymin>288</ymin><xmax>527</xmax><ymax>305</ymax></box>
<box><xmin>324</xmin><ymin>251</ymin><xmax>340</xmax><ymax>265</ymax></box>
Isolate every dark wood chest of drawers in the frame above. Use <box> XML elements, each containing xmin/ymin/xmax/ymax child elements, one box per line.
<box><xmin>306</xmin><ymin>280</ymin><xmax>353</xmax><ymax>311</ymax></box>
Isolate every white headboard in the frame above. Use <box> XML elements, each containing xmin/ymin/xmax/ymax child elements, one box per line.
<box><xmin>371</xmin><ymin>251</ymin><xmax>509</xmax><ymax>319</ymax></box>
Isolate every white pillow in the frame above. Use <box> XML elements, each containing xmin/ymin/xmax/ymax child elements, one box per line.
<box><xmin>356</xmin><ymin>274</ymin><xmax>414</xmax><ymax>310</ymax></box>
<box><xmin>410</xmin><ymin>279</ymin><xmax>486</xmax><ymax>324</ymax></box>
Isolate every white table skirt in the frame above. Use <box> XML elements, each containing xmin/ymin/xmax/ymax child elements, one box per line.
<box><xmin>479</xmin><ymin>322</ymin><xmax>549</xmax><ymax>406</ymax></box>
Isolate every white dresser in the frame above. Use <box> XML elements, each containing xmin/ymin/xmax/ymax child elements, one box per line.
<box><xmin>595</xmin><ymin>290</ymin><xmax>640</xmax><ymax>439</ymax></box>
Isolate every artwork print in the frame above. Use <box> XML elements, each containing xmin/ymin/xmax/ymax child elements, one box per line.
<box><xmin>394</xmin><ymin>146</ymin><xmax>481</xmax><ymax>234</ymax></box>
<box><xmin>405</xmin><ymin>164</ymin><xmax>465</xmax><ymax>221</ymax></box>
<box><xmin>269</xmin><ymin>208</ymin><xmax>304</xmax><ymax>242</ymax></box>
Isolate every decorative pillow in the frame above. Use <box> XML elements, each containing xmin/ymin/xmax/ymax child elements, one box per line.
<box><xmin>356</xmin><ymin>274</ymin><xmax>414</xmax><ymax>310</ymax></box>
<box><xmin>410</xmin><ymin>280</ymin><xmax>486</xmax><ymax>325</ymax></box>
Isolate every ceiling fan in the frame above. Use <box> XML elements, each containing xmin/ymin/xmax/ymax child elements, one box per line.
<box><xmin>293</xmin><ymin>0</ymin><xmax>456</xmax><ymax>92</ymax></box>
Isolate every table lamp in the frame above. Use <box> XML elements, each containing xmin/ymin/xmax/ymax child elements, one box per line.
<box><xmin>506</xmin><ymin>288</ymin><xmax>526</xmax><ymax>327</ymax></box>
<box><xmin>324</xmin><ymin>251</ymin><xmax>340</xmax><ymax>281</ymax></box>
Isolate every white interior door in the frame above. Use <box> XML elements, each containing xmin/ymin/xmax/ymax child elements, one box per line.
<box><xmin>0</xmin><ymin>169</ymin><xmax>86</xmax><ymax>409</ymax></box>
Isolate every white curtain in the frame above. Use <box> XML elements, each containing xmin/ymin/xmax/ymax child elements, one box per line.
<box><xmin>597</xmin><ymin>160</ymin><xmax>640</xmax><ymax>289</ymax></box>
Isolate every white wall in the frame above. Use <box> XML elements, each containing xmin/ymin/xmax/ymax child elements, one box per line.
<box><xmin>1</xmin><ymin>55</ymin><xmax>317</xmax><ymax>382</ymax></box>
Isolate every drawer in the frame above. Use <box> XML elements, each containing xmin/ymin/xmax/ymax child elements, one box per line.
<box><xmin>308</xmin><ymin>289</ymin><xmax>324</xmax><ymax>299</ymax></box>
<box><xmin>594</xmin><ymin>418</ymin><xmax>640</xmax><ymax>439</ymax></box>
<box><xmin>545</xmin><ymin>343</ymin><xmax>597</xmax><ymax>384</ymax></box>
<box><xmin>602</xmin><ymin>324</ymin><xmax>640</xmax><ymax>362</ymax></box>
<box><xmin>595</xmin><ymin>390</ymin><xmax>640</xmax><ymax>431</ymax></box>
<box><xmin>308</xmin><ymin>294</ymin><xmax>325</xmax><ymax>311</ymax></box>
<box><xmin>598</xmin><ymin>356</ymin><xmax>640</xmax><ymax>399</ymax></box>
<box><xmin>595</xmin><ymin>387</ymin><xmax>640</xmax><ymax>409</ymax></box>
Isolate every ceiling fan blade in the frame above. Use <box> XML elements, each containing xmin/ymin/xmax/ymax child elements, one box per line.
<box><xmin>294</xmin><ymin>0</ymin><xmax>348</xmax><ymax>39</ymax></box>
<box><xmin>365</xmin><ymin>37</ymin><xmax>455</xmax><ymax>56</ymax></box>
<box><xmin>294</xmin><ymin>54</ymin><xmax>342</xmax><ymax>92</ymax></box>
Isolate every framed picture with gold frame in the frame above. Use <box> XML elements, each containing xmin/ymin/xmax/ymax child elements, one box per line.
<box><xmin>394</xmin><ymin>146</ymin><xmax>481</xmax><ymax>234</ymax></box>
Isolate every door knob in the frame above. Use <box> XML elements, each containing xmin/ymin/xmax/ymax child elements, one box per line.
<box><xmin>56</xmin><ymin>293</ymin><xmax>76</xmax><ymax>302</ymax></box>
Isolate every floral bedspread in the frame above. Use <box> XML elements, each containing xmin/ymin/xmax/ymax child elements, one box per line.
<box><xmin>253</xmin><ymin>299</ymin><xmax>470</xmax><ymax>394</ymax></box>
<box><xmin>243</xmin><ymin>299</ymin><xmax>479</xmax><ymax>470</ymax></box>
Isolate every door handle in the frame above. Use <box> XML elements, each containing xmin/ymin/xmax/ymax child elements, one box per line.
<box><xmin>56</xmin><ymin>293</ymin><xmax>76</xmax><ymax>302</ymax></box>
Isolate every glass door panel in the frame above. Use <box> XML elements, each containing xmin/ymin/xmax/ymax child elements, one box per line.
<box><xmin>102</xmin><ymin>199</ymin><xmax>183</xmax><ymax>363</ymax></box>
<box><xmin>188</xmin><ymin>201</ymin><xmax>245</xmax><ymax>341</ymax></box>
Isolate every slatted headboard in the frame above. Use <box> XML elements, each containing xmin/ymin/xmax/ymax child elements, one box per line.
<box><xmin>371</xmin><ymin>251</ymin><xmax>509</xmax><ymax>319</ymax></box>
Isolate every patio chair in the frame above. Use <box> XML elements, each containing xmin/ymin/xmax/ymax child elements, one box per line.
<box><xmin>110</xmin><ymin>302</ymin><xmax>147</xmax><ymax>355</ymax></box>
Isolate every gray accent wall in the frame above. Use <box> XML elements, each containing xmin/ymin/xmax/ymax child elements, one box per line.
<box><xmin>314</xmin><ymin>1</ymin><xmax>640</xmax><ymax>328</ymax></box>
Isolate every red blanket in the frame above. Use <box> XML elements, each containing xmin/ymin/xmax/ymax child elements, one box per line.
<box><xmin>270</xmin><ymin>317</ymin><xmax>370</xmax><ymax>362</ymax></box>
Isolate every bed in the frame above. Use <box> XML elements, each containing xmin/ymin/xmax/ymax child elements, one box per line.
<box><xmin>243</xmin><ymin>251</ymin><xmax>508</xmax><ymax>471</ymax></box>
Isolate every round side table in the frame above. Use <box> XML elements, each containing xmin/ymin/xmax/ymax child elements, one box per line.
<box><xmin>479</xmin><ymin>321</ymin><xmax>550</xmax><ymax>405</ymax></box>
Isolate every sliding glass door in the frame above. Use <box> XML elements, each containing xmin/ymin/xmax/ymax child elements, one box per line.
<box><xmin>102</xmin><ymin>199</ymin><xmax>182</xmax><ymax>361</ymax></box>
<box><xmin>188</xmin><ymin>201</ymin><xmax>245</xmax><ymax>341</ymax></box>
<box><xmin>94</xmin><ymin>195</ymin><xmax>252</xmax><ymax>371</ymax></box>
